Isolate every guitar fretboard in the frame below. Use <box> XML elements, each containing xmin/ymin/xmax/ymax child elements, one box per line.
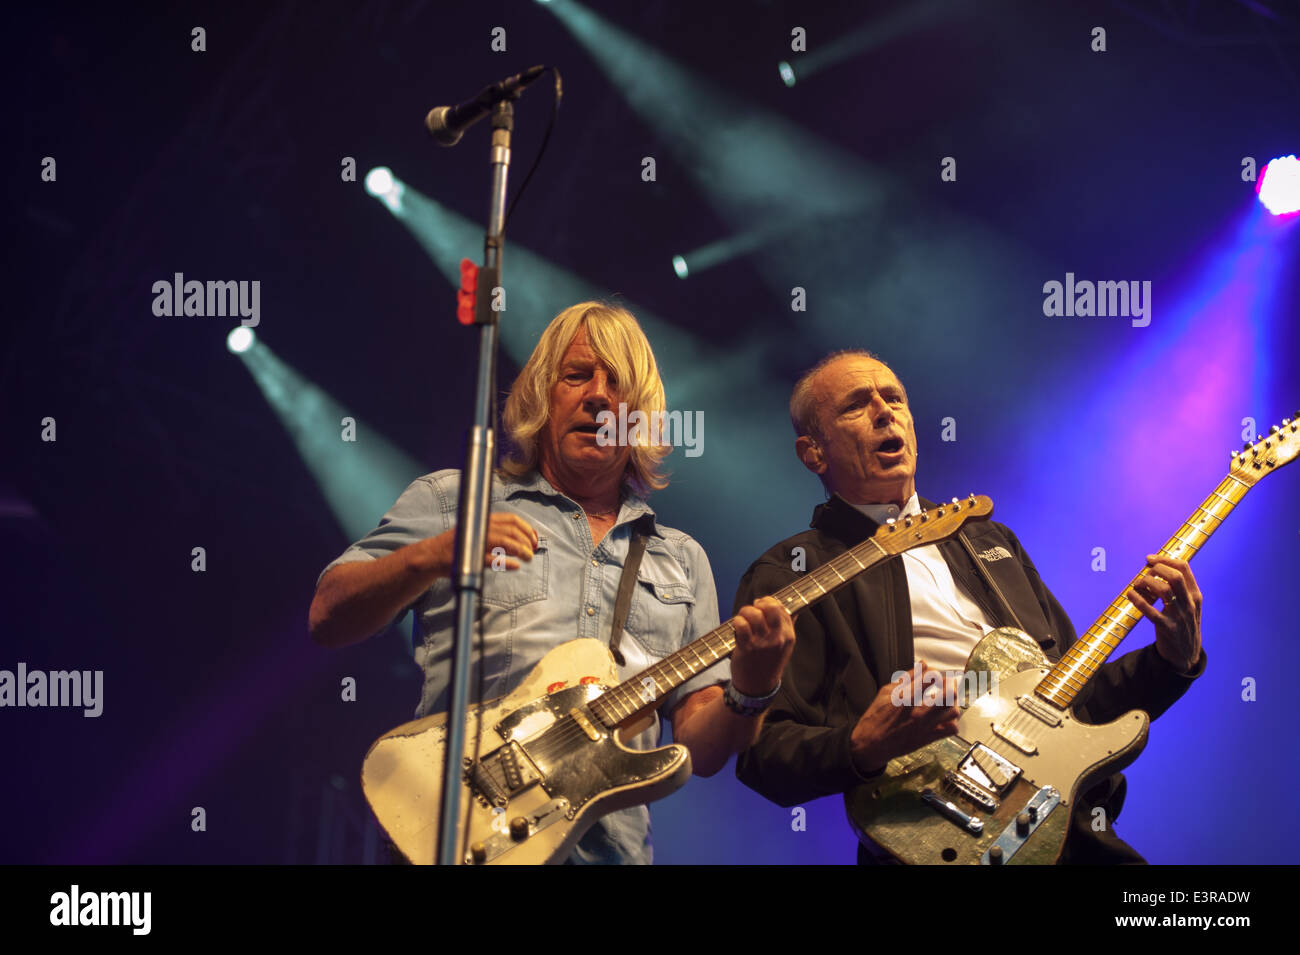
<box><xmin>1035</xmin><ymin>473</ymin><xmax>1250</xmax><ymax>707</ymax></box>
<box><xmin>588</xmin><ymin>536</ymin><xmax>893</xmax><ymax>727</ymax></box>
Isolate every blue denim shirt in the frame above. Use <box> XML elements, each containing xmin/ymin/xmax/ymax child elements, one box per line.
<box><xmin>320</xmin><ymin>469</ymin><xmax>730</xmax><ymax>864</ymax></box>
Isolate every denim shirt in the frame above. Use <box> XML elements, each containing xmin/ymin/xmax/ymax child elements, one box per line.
<box><xmin>319</xmin><ymin>469</ymin><xmax>730</xmax><ymax>864</ymax></box>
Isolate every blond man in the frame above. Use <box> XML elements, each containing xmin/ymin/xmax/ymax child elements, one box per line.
<box><xmin>310</xmin><ymin>302</ymin><xmax>793</xmax><ymax>863</ymax></box>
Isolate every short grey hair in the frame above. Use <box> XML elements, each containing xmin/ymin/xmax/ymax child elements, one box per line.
<box><xmin>788</xmin><ymin>348</ymin><xmax>883</xmax><ymax>440</ymax></box>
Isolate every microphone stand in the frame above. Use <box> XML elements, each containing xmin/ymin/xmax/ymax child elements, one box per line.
<box><xmin>438</xmin><ymin>99</ymin><xmax>513</xmax><ymax>866</ymax></box>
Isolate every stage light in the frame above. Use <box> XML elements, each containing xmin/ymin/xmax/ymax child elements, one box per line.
<box><xmin>365</xmin><ymin>166</ymin><xmax>405</xmax><ymax>213</ymax></box>
<box><xmin>672</xmin><ymin>255</ymin><xmax>689</xmax><ymax>279</ymax></box>
<box><xmin>365</xmin><ymin>167</ymin><xmax>394</xmax><ymax>196</ymax></box>
<box><xmin>1258</xmin><ymin>155</ymin><xmax>1300</xmax><ymax>216</ymax></box>
<box><xmin>778</xmin><ymin>61</ymin><xmax>796</xmax><ymax>87</ymax></box>
<box><xmin>226</xmin><ymin>327</ymin><xmax>255</xmax><ymax>353</ymax></box>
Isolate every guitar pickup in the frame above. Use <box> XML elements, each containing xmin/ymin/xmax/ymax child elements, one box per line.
<box><xmin>1017</xmin><ymin>694</ymin><xmax>1064</xmax><ymax>727</ymax></box>
<box><xmin>466</xmin><ymin>741</ymin><xmax>541</xmax><ymax>806</ymax></box>
<box><xmin>966</xmin><ymin>744</ymin><xmax>1019</xmax><ymax>792</ymax></box>
<box><xmin>991</xmin><ymin>722</ymin><xmax>1038</xmax><ymax>756</ymax></box>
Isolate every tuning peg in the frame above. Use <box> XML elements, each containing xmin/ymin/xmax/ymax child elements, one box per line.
<box><xmin>1272</xmin><ymin>425</ymin><xmax>1281</xmax><ymax>434</ymax></box>
<box><xmin>1243</xmin><ymin>440</ymin><xmax>1252</xmax><ymax>449</ymax></box>
<box><xmin>904</xmin><ymin>516</ymin><xmax>914</xmax><ymax>528</ymax></box>
<box><xmin>1231</xmin><ymin>450</ymin><xmax>1238</xmax><ymax>460</ymax></box>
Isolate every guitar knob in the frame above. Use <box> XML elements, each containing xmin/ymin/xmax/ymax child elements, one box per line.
<box><xmin>470</xmin><ymin>842</ymin><xmax>488</xmax><ymax>864</ymax></box>
<box><xmin>1016</xmin><ymin>811</ymin><xmax>1031</xmax><ymax>835</ymax></box>
<box><xmin>509</xmin><ymin>816</ymin><xmax>530</xmax><ymax>841</ymax></box>
<box><xmin>988</xmin><ymin>845</ymin><xmax>1003</xmax><ymax>864</ymax></box>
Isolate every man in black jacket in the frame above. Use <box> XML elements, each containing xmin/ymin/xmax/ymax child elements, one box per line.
<box><xmin>734</xmin><ymin>350</ymin><xmax>1205</xmax><ymax>863</ymax></box>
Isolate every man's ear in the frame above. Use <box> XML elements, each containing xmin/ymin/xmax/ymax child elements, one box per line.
<box><xmin>796</xmin><ymin>434</ymin><xmax>825</xmax><ymax>475</ymax></box>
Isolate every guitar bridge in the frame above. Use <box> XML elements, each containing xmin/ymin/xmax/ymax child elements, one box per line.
<box><xmin>943</xmin><ymin>769</ymin><xmax>998</xmax><ymax>812</ymax></box>
<box><xmin>952</xmin><ymin>743</ymin><xmax>1020</xmax><ymax>805</ymax></box>
<box><xmin>466</xmin><ymin>741</ymin><xmax>541</xmax><ymax>806</ymax></box>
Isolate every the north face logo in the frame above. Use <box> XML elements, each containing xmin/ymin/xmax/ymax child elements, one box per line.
<box><xmin>977</xmin><ymin>546</ymin><xmax>1013</xmax><ymax>562</ymax></box>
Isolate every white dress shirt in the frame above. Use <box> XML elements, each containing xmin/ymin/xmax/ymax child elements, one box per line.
<box><xmin>851</xmin><ymin>493</ymin><xmax>996</xmax><ymax>672</ymax></box>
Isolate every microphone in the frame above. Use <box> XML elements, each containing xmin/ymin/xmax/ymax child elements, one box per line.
<box><xmin>425</xmin><ymin>65</ymin><xmax>547</xmax><ymax>146</ymax></box>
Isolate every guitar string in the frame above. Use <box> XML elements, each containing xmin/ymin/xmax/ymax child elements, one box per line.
<box><xmin>488</xmin><ymin>511</ymin><xmax>992</xmax><ymax>784</ymax></box>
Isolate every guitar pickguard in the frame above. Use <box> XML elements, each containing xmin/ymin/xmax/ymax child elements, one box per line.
<box><xmin>361</xmin><ymin>638</ymin><xmax>692</xmax><ymax>865</ymax></box>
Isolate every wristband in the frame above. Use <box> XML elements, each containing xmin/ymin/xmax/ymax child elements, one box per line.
<box><xmin>723</xmin><ymin>679</ymin><xmax>780</xmax><ymax>717</ymax></box>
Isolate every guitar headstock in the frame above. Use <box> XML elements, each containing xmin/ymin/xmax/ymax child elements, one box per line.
<box><xmin>873</xmin><ymin>494</ymin><xmax>994</xmax><ymax>555</ymax></box>
<box><xmin>1230</xmin><ymin>412</ymin><xmax>1300</xmax><ymax>486</ymax></box>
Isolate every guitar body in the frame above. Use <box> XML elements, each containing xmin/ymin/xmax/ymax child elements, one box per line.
<box><xmin>845</xmin><ymin>627</ymin><xmax>1150</xmax><ymax>864</ymax></box>
<box><xmin>361</xmin><ymin>638</ymin><xmax>691</xmax><ymax>865</ymax></box>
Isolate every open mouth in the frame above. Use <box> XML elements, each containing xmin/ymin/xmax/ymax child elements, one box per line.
<box><xmin>570</xmin><ymin>422</ymin><xmax>602</xmax><ymax>434</ymax></box>
<box><xmin>875</xmin><ymin>436</ymin><xmax>905</xmax><ymax>455</ymax></box>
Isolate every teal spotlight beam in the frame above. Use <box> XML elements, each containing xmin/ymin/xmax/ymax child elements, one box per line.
<box><xmin>237</xmin><ymin>340</ymin><xmax>421</xmax><ymax>543</ymax></box>
<box><xmin>541</xmin><ymin>0</ymin><xmax>1046</xmax><ymax>369</ymax></box>
<box><xmin>542</xmin><ymin>0</ymin><xmax>884</xmax><ymax>224</ymax></box>
<box><xmin>673</xmin><ymin>219</ymin><xmax>802</xmax><ymax>278</ymax></box>
<box><xmin>365</xmin><ymin>170</ymin><xmax>714</xmax><ymax>385</ymax></box>
<box><xmin>795</xmin><ymin>0</ymin><xmax>961</xmax><ymax>83</ymax></box>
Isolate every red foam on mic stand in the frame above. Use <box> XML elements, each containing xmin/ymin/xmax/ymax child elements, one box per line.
<box><xmin>457</xmin><ymin>258</ymin><xmax>479</xmax><ymax>325</ymax></box>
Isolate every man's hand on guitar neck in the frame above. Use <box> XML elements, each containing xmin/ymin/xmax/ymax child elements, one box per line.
<box><xmin>1127</xmin><ymin>555</ymin><xmax>1204</xmax><ymax>675</ymax></box>
<box><xmin>849</xmin><ymin>662</ymin><xmax>961</xmax><ymax>776</ymax></box>
<box><xmin>673</xmin><ymin>596</ymin><xmax>796</xmax><ymax>777</ymax></box>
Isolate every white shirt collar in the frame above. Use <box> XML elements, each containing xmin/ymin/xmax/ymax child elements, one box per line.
<box><xmin>846</xmin><ymin>492</ymin><xmax>922</xmax><ymax>525</ymax></box>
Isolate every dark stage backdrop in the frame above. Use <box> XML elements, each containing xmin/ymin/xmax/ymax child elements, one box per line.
<box><xmin>3</xmin><ymin>0</ymin><xmax>1297</xmax><ymax>867</ymax></box>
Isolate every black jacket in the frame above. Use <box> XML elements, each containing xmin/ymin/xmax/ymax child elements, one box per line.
<box><xmin>733</xmin><ymin>494</ymin><xmax>1204</xmax><ymax>856</ymax></box>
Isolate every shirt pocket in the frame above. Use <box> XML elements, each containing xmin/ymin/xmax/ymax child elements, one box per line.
<box><xmin>624</xmin><ymin>560</ymin><xmax>695</xmax><ymax>657</ymax></box>
<box><xmin>480</xmin><ymin>538</ymin><xmax>550</xmax><ymax>610</ymax></box>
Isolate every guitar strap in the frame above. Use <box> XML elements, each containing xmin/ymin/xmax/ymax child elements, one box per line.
<box><xmin>608</xmin><ymin>531</ymin><xmax>647</xmax><ymax>667</ymax></box>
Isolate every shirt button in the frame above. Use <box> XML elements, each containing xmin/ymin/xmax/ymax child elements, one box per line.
<box><xmin>572</xmin><ymin>513</ymin><xmax>581</xmax><ymax>521</ymax></box>
<box><xmin>591</xmin><ymin>558</ymin><xmax>598</xmax><ymax>567</ymax></box>
<box><xmin>586</xmin><ymin>607</ymin><xmax>595</xmax><ymax>616</ymax></box>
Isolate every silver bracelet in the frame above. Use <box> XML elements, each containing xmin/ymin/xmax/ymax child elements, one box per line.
<box><xmin>723</xmin><ymin>679</ymin><xmax>780</xmax><ymax>717</ymax></box>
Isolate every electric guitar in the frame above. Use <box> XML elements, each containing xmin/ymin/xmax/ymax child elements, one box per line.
<box><xmin>362</xmin><ymin>495</ymin><xmax>994</xmax><ymax>864</ymax></box>
<box><xmin>845</xmin><ymin>413</ymin><xmax>1300</xmax><ymax>864</ymax></box>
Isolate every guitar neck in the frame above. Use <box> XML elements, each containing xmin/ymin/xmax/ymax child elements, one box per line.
<box><xmin>588</xmin><ymin>494</ymin><xmax>997</xmax><ymax>728</ymax></box>
<box><xmin>588</xmin><ymin>534</ymin><xmax>895</xmax><ymax>728</ymax></box>
<box><xmin>1035</xmin><ymin>473</ymin><xmax>1250</xmax><ymax>707</ymax></box>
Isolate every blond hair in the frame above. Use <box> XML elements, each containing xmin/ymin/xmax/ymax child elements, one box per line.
<box><xmin>500</xmin><ymin>302</ymin><xmax>670</xmax><ymax>494</ymax></box>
